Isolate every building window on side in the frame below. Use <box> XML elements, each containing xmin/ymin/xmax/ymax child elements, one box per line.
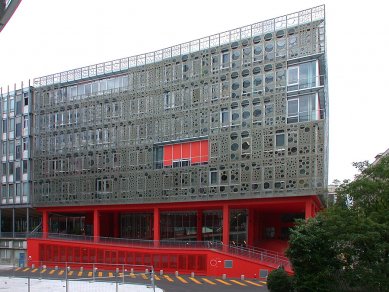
<box><xmin>275</xmin><ymin>132</ymin><xmax>285</xmax><ymax>149</ymax></box>
<box><xmin>287</xmin><ymin>60</ymin><xmax>318</xmax><ymax>91</ymax></box>
<box><xmin>287</xmin><ymin>93</ymin><xmax>320</xmax><ymax>124</ymax></box>
<box><xmin>210</xmin><ymin>169</ymin><xmax>218</xmax><ymax>185</ymax></box>
<box><xmin>211</xmin><ymin>83</ymin><xmax>219</xmax><ymax>101</ymax></box>
<box><xmin>42</xmin><ymin>183</ymin><xmax>50</xmax><ymax>198</ymax></box>
<box><xmin>163</xmin><ymin>91</ymin><xmax>174</xmax><ymax>109</ymax></box>
<box><xmin>173</xmin><ymin>159</ymin><xmax>190</xmax><ymax>168</ymax></box>
<box><xmin>220</xmin><ymin>108</ymin><xmax>230</xmax><ymax>127</ymax></box>
<box><xmin>96</xmin><ymin>178</ymin><xmax>112</xmax><ymax>194</ymax></box>
<box><xmin>221</xmin><ymin>52</ymin><xmax>230</xmax><ymax>69</ymax></box>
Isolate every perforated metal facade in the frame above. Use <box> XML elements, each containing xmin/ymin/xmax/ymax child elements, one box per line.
<box><xmin>32</xmin><ymin>6</ymin><xmax>328</xmax><ymax>207</ymax></box>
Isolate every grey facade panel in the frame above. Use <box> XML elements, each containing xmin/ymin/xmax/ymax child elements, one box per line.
<box><xmin>31</xmin><ymin>6</ymin><xmax>328</xmax><ymax>207</ymax></box>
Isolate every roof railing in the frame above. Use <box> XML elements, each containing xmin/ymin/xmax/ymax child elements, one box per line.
<box><xmin>33</xmin><ymin>5</ymin><xmax>324</xmax><ymax>88</ymax></box>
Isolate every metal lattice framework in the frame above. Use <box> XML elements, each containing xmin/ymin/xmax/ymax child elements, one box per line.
<box><xmin>31</xmin><ymin>5</ymin><xmax>328</xmax><ymax>207</ymax></box>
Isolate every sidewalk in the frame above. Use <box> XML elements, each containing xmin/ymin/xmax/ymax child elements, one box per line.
<box><xmin>0</xmin><ymin>265</ymin><xmax>14</xmax><ymax>270</ymax></box>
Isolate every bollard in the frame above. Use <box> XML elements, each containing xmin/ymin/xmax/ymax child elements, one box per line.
<box><xmin>55</xmin><ymin>266</ymin><xmax>58</xmax><ymax>270</ymax></box>
<box><xmin>131</xmin><ymin>268</ymin><xmax>134</xmax><ymax>274</ymax></box>
<box><xmin>175</xmin><ymin>271</ymin><xmax>178</xmax><ymax>276</ymax></box>
<box><xmin>191</xmin><ymin>272</ymin><xmax>195</xmax><ymax>278</ymax></box>
<box><xmin>222</xmin><ymin>274</ymin><xmax>226</xmax><ymax>280</ymax></box>
<box><xmin>241</xmin><ymin>275</ymin><xmax>245</xmax><ymax>281</ymax></box>
<box><xmin>31</xmin><ymin>264</ymin><xmax>35</xmax><ymax>269</ymax></box>
<box><xmin>159</xmin><ymin>270</ymin><xmax>163</xmax><ymax>276</ymax></box>
<box><xmin>80</xmin><ymin>267</ymin><xmax>83</xmax><ymax>272</ymax></box>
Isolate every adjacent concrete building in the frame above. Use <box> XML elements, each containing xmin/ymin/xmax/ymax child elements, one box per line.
<box><xmin>0</xmin><ymin>85</ymin><xmax>40</xmax><ymax>265</ymax></box>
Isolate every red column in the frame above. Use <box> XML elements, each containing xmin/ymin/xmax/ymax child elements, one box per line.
<box><xmin>222</xmin><ymin>204</ymin><xmax>230</xmax><ymax>249</ymax></box>
<box><xmin>197</xmin><ymin>210</ymin><xmax>203</xmax><ymax>241</ymax></box>
<box><xmin>305</xmin><ymin>200</ymin><xmax>313</xmax><ymax>219</ymax></box>
<box><xmin>42</xmin><ymin>210</ymin><xmax>49</xmax><ymax>238</ymax></box>
<box><xmin>247</xmin><ymin>209</ymin><xmax>255</xmax><ymax>246</ymax></box>
<box><xmin>94</xmin><ymin>209</ymin><xmax>100</xmax><ymax>242</ymax></box>
<box><xmin>113</xmin><ymin>212</ymin><xmax>120</xmax><ymax>238</ymax></box>
<box><xmin>154</xmin><ymin>207</ymin><xmax>160</xmax><ymax>247</ymax></box>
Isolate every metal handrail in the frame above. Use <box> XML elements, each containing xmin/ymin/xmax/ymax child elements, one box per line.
<box><xmin>27</xmin><ymin>232</ymin><xmax>290</xmax><ymax>268</ymax></box>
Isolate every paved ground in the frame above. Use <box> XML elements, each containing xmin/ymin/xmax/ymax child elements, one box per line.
<box><xmin>0</xmin><ymin>266</ymin><xmax>269</xmax><ymax>292</ymax></box>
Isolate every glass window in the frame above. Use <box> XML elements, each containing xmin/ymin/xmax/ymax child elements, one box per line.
<box><xmin>9</xmin><ymin>141</ymin><xmax>14</xmax><ymax>156</ymax></box>
<box><xmin>23</xmin><ymin>138</ymin><xmax>28</xmax><ymax>151</ymax></box>
<box><xmin>24</xmin><ymin>94</ymin><xmax>29</xmax><ymax>106</ymax></box>
<box><xmin>84</xmin><ymin>83</ymin><xmax>91</xmax><ymax>95</ymax></box>
<box><xmin>287</xmin><ymin>67</ymin><xmax>298</xmax><ymax>87</ymax></box>
<box><xmin>163</xmin><ymin>91</ymin><xmax>174</xmax><ymax>109</ymax></box>
<box><xmin>107</xmin><ymin>78</ymin><xmax>115</xmax><ymax>90</ymax></box>
<box><xmin>2</xmin><ymin>119</ymin><xmax>7</xmax><ymax>132</ymax></box>
<box><xmin>299</xmin><ymin>61</ymin><xmax>317</xmax><ymax>89</ymax></box>
<box><xmin>221</xmin><ymin>52</ymin><xmax>230</xmax><ymax>68</ymax></box>
<box><xmin>9</xmin><ymin>162</ymin><xmax>14</xmax><ymax>175</ymax></box>
<box><xmin>23</xmin><ymin>160</ymin><xmax>28</xmax><ymax>174</ymax></box>
<box><xmin>276</xmin><ymin>133</ymin><xmax>285</xmax><ymax>148</ymax></box>
<box><xmin>70</xmin><ymin>86</ymin><xmax>77</xmax><ymax>98</ymax></box>
<box><xmin>210</xmin><ymin>170</ymin><xmax>218</xmax><ymax>185</ymax></box>
<box><xmin>220</xmin><ymin>108</ymin><xmax>230</xmax><ymax>127</ymax></box>
<box><xmin>2</xmin><ymin>142</ymin><xmax>7</xmax><ymax>156</ymax></box>
<box><xmin>287</xmin><ymin>60</ymin><xmax>318</xmax><ymax>91</ymax></box>
<box><xmin>122</xmin><ymin>76</ymin><xmax>129</xmax><ymax>88</ymax></box>
<box><xmin>2</xmin><ymin>97</ymin><xmax>7</xmax><ymax>113</ymax></box>
<box><xmin>23</xmin><ymin>116</ymin><xmax>28</xmax><ymax>129</ymax></box>
<box><xmin>92</xmin><ymin>82</ymin><xmax>99</xmax><ymax>93</ymax></box>
<box><xmin>9</xmin><ymin>118</ymin><xmax>14</xmax><ymax>132</ymax></box>
<box><xmin>9</xmin><ymin>98</ymin><xmax>14</xmax><ymax>112</ymax></box>
<box><xmin>100</xmin><ymin>80</ymin><xmax>107</xmax><ymax>91</ymax></box>
<box><xmin>287</xmin><ymin>94</ymin><xmax>320</xmax><ymax>123</ymax></box>
<box><xmin>154</xmin><ymin>146</ymin><xmax>163</xmax><ymax>169</ymax></box>
<box><xmin>77</xmin><ymin>84</ymin><xmax>85</xmax><ymax>96</ymax></box>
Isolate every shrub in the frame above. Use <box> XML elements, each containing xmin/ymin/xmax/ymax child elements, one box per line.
<box><xmin>267</xmin><ymin>267</ymin><xmax>293</xmax><ymax>292</ymax></box>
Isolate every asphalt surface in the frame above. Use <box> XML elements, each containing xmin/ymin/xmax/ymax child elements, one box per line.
<box><xmin>0</xmin><ymin>265</ymin><xmax>269</xmax><ymax>292</ymax></box>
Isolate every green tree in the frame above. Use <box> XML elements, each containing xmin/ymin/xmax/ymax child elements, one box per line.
<box><xmin>286</xmin><ymin>156</ymin><xmax>389</xmax><ymax>292</ymax></box>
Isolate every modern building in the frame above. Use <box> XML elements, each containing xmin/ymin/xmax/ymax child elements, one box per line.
<box><xmin>372</xmin><ymin>148</ymin><xmax>389</xmax><ymax>165</ymax></box>
<box><xmin>28</xmin><ymin>5</ymin><xmax>328</xmax><ymax>277</ymax></box>
<box><xmin>0</xmin><ymin>84</ymin><xmax>39</xmax><ymax>265</ymax></box>
<box><xmin>0</xmin><ymin>0</ymin><xmax>22</xmax><ymax>33</ymax></box>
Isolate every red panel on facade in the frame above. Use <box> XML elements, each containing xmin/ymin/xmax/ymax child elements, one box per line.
<box><xmin>182</xmin><ymin>143</ymin><xmax>191</xmax><ymax>159</ymax></box>
<box><xmin>163</xmin><ymin>145</ymin><xmax>173</xmax><ymax>166</ymax></box>
<box><xmin>163</xmin><ymin>139</ymin><xmax>209</xmax><ymax>166</ymax></box>
<box><xmin>201</xmin><ymin>140</ymin><xmax>209</xmax><ymax>162</ymax></box>
<box><xmin>191</xmin><ymin>141</ymin><xmax>201</xmax><ymax>164</ymax></box>
<box><xmin>172</xmin><ymin>144</ymin><xmax>181</xmax><ymax>161</ymax></box>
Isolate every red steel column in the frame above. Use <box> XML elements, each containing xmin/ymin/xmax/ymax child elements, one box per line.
<box><xmin>113</xmin><ymin>212</ymin><xmax>120</xmax><ymax>238</ymax></box>
<box><xmin>93</xmin><ymin>209</ymin><xmax>100</xmax><ymax>242</ymax></box>
<box><xmin>247</xmin><ymin>208</ymin><xmax>255</xmax><ymax>246</ymax></box>
<box><xmin>197</xmin><ymin>209</ymin><xmax>203</xmax><ymax>241</ymax></box>
<box><xmin>154</xmin><ymin>207</ymin><xmax>160</xmax><ymax>247</ymax></box>
<box><xmin>42</xmin><ymin>210</ymin><xmax>49</xmax><ymax>238</ymax></box>
<box><xmin>222</xmin><ymin>204</ymin><xmax>230</xmax><ymax>248</ymax></box>
<box><xmin>305</xmin><ymin>199</ymin><xmax>313</xmax><ymax>219</ymax></box>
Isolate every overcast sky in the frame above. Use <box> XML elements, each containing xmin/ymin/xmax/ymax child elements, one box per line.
<box><xmin>1</xmin><ymin>0</ymin><xmax>388</xmax><ymax>184</ymax></box>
